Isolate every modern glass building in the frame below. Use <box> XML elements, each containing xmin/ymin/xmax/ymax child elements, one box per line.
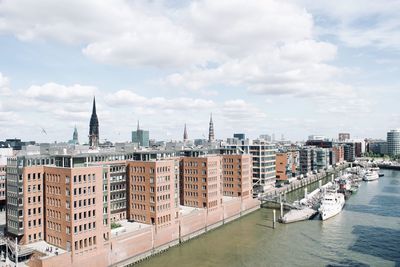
<box><xmin>132</xmin><ymin>129</ymin><xmax>150</xmax><ymax>147</ymax></box>
<box><xmin>387</xmin><ymin>129</ymin><xmax>400</xmax><ymax>156</ymax></box>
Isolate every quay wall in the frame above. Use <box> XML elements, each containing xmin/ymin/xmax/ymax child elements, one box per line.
<box><xmin>28</xmin><ymin>197</ymin><xmax>260</xmax><ymax>267</ymax></box>
<box><xmin>378</xmin><ymin>164</ymin><xmax>400</xmax><ymax>170</ymax></box>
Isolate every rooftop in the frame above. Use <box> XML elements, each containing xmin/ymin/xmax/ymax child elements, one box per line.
<box><xmin>25</xmin><ymin>240</ymin><xmax>67</xmax><ymax>259</ymax></box>
<box><xmin>179</xmin><ymin>205</ymin><xmax>202</xmax><ymax>216</ymax></box>
<box><xmin>111</xmin><ymin>220</ymin><xmax>151</xmax><ymax>238</ymax></box>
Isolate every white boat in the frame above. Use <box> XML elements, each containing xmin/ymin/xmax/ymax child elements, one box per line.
<box><xmin>363</xmin><ymin>170</ymin><xmax>379</xmax><ymax>181</ymax></box>
<box><xmin>281</xmin><ymin>207</ymin><xmax>317</xmax><ymax>224</ymax></box>
<box><xmin>318</xmin><ymin>192</ymin><xmax>345</xmax><ymax>221</ymax></box>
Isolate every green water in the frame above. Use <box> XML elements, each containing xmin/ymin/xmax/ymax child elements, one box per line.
<box><xmin>136</xmin><ymin>170</ymin><xmax>400</xmax><ymax>267</ymax></box>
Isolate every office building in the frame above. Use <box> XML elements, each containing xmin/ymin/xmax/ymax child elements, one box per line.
<box><xmin>259</xmin><ymin>135</ymin><xmax>272</xmax><ymax>142</ymax></box>
<box><xmin>339</xmin><ymin>133</ymin><xmax>350</xmax><ymax>142</ymax></box>
<box><xmin>315</xmin><ymin>148</ymin><xmax>329</xmax><ymax>170</ymax></box>
<box><xmin>344</xmin><ymin>143</ymin><xmax>355</xmax><ymax>162</ymax></box>
<box><xmin>222</xmin><ymin>154</ymin><xmax>252</xmax><ymax>198</ymax></box>
<box><xmin>354</xmin><ymin>142</ymin><xmax>362</xmax><ymax>157</ymax></box>
<box><xmin>0</xmin><ymin>165</ymin><xmax>5</xmax><ymax>203</ymax></box>
<box><xmin>366</xmin><ymin>140</ymin><xmax>387</xmax><ymax>155</ymax></box>
<box><xmin>308</xmin><ymin>135</ymin><xmax>326</xmax><ymax>141</ymax></box>
<box><xmin>180</xmin><ymin>155</ymin><xmax>222</xmax><ymax>210</ymax></box>
<box><xmin>275</xmin><ymin>151</ymin><xmax>298</xmax><ymax>180</ymax></box>
<box><xmin>387</xmin><ymin>129</ymin><xmax>400</xmax><ymax>156</ymax></box>
<box><xmin>132</xmin><ymin>121</ymin><xmax>150</xmax><ymax>147</ymax></box>
<box><xmin>127</xmin><ymin>159</ymin><xmax>178</xmax><ymax>227</ymax></box>
<box><xmin>233</xmin><ymin>133</ymin><xmax>245</xmax><ymax>141</ymax></box>
<box><xmin>5</xmin><ymin>157</ymin><xmax>110</xmax><ymax>257</ymax></box>
<box><xmin>306</xmin><ymin>140</ymin><xmax>333</xmax><ymax>148</ymax></box>
<box><xmin>223</xmin><ymin>139</ymin><xmax>276</xmax><ymax>193</ymax></box>
<box><xmin>0</xmin><ymin>147</ymin><xmax>13</xmax><ymax>203</ymax></box>
<box><xmin>299</xmin><ymin>147</ymin><xmax>314</xmax><ymax>175</ymax></box>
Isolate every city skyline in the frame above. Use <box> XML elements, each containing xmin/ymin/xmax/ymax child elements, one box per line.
<box><xmin>0</xmin><ymin>0</ymin><xmax>399</xmax><ymax>142</ymax></box>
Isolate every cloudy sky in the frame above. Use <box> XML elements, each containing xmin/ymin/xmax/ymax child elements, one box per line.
<box><xmin>0</xmin><ymin>0</ymin><xmax>399</xmax><ymax>143</ymax></box>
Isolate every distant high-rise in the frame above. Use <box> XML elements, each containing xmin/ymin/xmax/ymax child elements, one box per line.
<box><xmin>183</xmin><ymin>123</ymin><xmax>188</xmax><ymax>142</ymax></box>
<box><xmin>339</xmin><ymin>133</ymin><xmax>350</xmax><ymax>141</ymax></box>
<box><xmin>233</xmin><ymin>133</ymin><xmax>245</xmax><ymax>140</ymax></box>
<box><xmin>308</xmin><ymin>135</ymin><xmax>326</xmax><ymax>141</ymax></box>
<box><xmin>132</xmin><ymin>121</ymin><xmax>150</xmax><ymax>147</ymax></box>
<box><xmin>208</xmin><ymin>113</ymin><xmax>214</xmax><ymax>142</ymax></box>
<box><xmin>260</xmin><ymin>134</ymin><xmax>272</xmax><ymax>142</ymax></box>
<box><xmin>72</xmin><ymin>125</ymin><xmax>79</xmax><ymax>144</ymax></box>
<box><xmin>387</xmin><ymin>129</ymin><xmax>400</xmax><ymax>156</ymax></box>
<box><xmin>88</xmin><ymin>97</ymin><xmax>99</xmax><ymax>147</ymax></box>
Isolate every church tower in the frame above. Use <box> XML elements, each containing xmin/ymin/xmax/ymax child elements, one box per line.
<box><xmin>208</xmin><ymin>113</ymin><xmax>214</xmax><ymax>142</ymax></box>
<box><xmin>88</xmin><ymin>97</ymin><xmax>99</xmax><ymax>147</ymax></box>
<box><xmin>183</xmin><ymin>123</ymin><xmax>188</xmax><ymax>142</ymax></box>
<box><xmin>72</xmin><ymin>125</ymin><xmax>79</xmax><ymax>144</ymax></box>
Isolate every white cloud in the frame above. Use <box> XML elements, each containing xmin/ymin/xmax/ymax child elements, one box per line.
<box><xmin>222</xmin><ymin>99</ymin><xmax>266</xmax><ymax>122</ymax></box>
<box><xmin>184</xmin><ymin>0</ymin><xmax>313</xmax><ymax>55</ymax></box>
<box><xmin>0</xmin><ymin>0</ymin><xmax>348</xmax><ymax>97</ymax></box>
<box><xmin>0</xmin><ymin>72</ymin><xmax>11</xmax><ymax>95</ymax></box>
<box><xmin>25</xmin><ymin>83</ymin><xmax>97</xmax><ymax>102</ymax></box>
<box><xmin>0</xmin><ymin>0</ymin><xmax>218</xmax><ymax>68</ymax></box>
<box><xmin>295</xmin><ymin>0</ymin><xmax>400</xmax><ymax>50</ymax></box>
<box><xmin>0</xmin><ymin>82</ymin><xmax>101</xmax><ymax>126</ymax></box>
<box><xmin>106</xmin><ymin>90</ymin><xmax>215</xmax><ymax>111</ymax></box>
<box><xmin>165</xmin><ymin>40</ymin><xmax>344</xmax><ymax>97</ymax></box>
<box><xmin>0</xmin><ymin>0</ymin><xmax>397</xmax><ymax>141</ymax></box>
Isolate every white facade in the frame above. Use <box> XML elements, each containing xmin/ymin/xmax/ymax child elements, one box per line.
<box><xmin>0</xmin><ymin>147</ymin><xmax>13</xmax><ymax>165</ymax></box>
<box><xmin>223</xmin><ymin>139</ymin><xmax>276</xmax><ymax>193</ymax></box>
<box><xmin>308</xmin><ymin>135</ymin><xmax>326</xmax><ymax>141</ymax></box>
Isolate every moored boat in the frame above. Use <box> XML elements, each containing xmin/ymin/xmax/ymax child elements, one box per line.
<box><xmin>363</xmin><ymin>170</ymin><xmax>379</xmax><ymax>181</ymax></box>
<box><xmin>318</xmin><ymin>192</ymin><xmax>345</xmax><ymax>221</ymax></box>
<box><xmin>280</xmin><ymin>207</ymin><xmax>317</xmax><ymax>224</ymax></box>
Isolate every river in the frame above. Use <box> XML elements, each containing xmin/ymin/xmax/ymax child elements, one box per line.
<box><xmin>136</xmin><ymin>169</ymin><xmax>400</xmax><ymax>267</ymax></box>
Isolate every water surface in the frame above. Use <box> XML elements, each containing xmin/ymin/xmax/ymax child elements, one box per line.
<box><xmin>137</xmin><ymin>170</ymin><xmax>400</xmax><ymax>267</ymax></box>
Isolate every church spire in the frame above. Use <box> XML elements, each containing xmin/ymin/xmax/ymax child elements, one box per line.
<box><xmin>89</xmin><ymin>96</ymin><xmax>99</xmax><ymax>148</ymax></box>
<box><xmin>183</xmin><ymin>123</ymin><xmax>188</xmax><ymax>142</ymax></box>
<box><xmin>73</xmin><ymin>125</ymin><xmax>79</xmax><ymax>144</ymax></box>
<box><xmin>208</xmin><ymin>113</ymin><xmax>214</xmax><ymax>142</ymax></box>
<box><xmin>92</xmin><ymin>96</ymin><xmax>97</xmax><ymax>115</ymax></box>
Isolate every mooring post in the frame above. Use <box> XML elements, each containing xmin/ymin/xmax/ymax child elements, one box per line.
<box><xmin>280</xmin><ymin>201</ymin><xmax>283</xmax><ymax>219</ymax></box>
<box><xmin>273</xmin><ymin>209</ymin><xmax>276</xmax><ymax>229</ymax></box>
<box><xmin>304</xmin><ymin>187</ymin><xmax>308</xmax><ymax>199</ymax></box>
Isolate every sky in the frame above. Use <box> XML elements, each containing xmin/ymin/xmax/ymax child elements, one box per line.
<box><xmin>0</xmin><ymin>0</ymin><xmax>399</xmax><ymax>143</ymax></box>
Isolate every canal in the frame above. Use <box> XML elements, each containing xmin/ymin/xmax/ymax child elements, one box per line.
<box><xmin>136</xmin><ymin>169</ymin><xmax>400</xmax><ymax>267</ymax></box>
